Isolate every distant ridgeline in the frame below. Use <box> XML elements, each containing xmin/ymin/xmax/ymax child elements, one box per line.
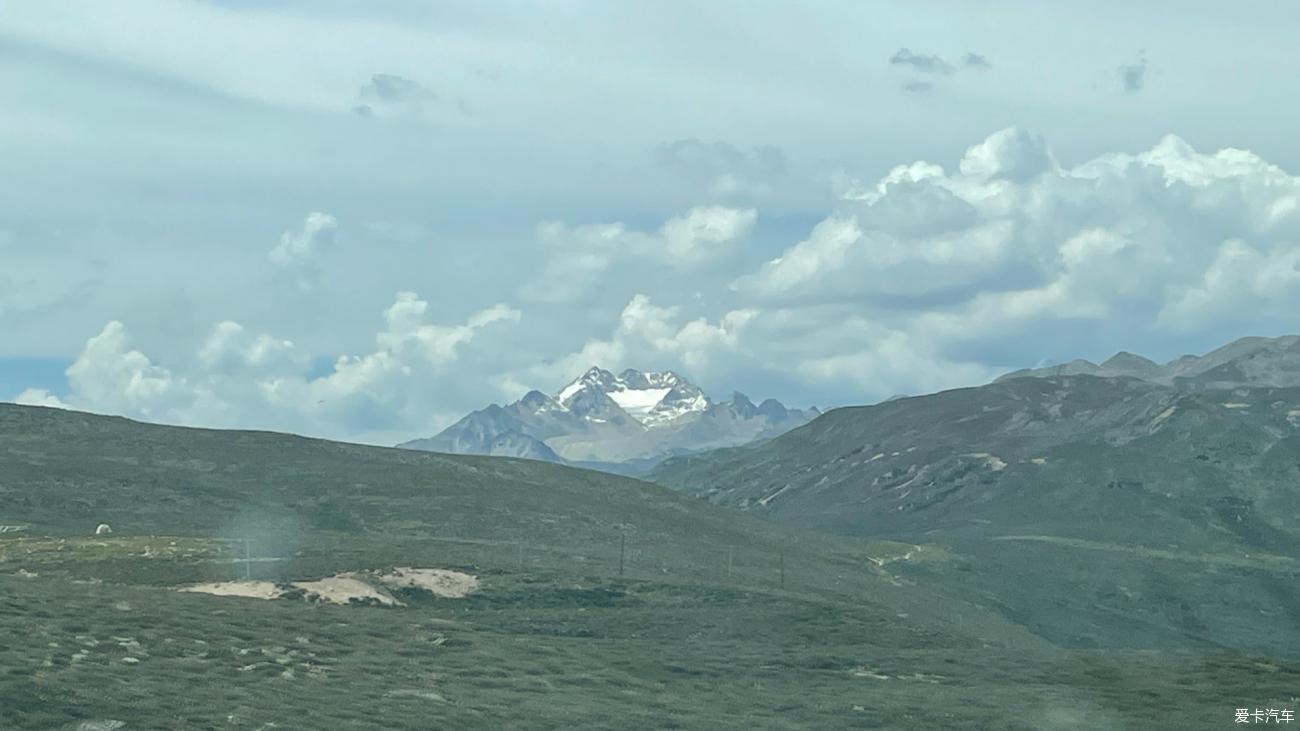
<box><xmin>996</xmin><ymin>335</ymin><xmax>1300</xmax><ymax>391</ymax></box>
<box><xmin>397</xmin><ymin>367</ymin><xmax>819</xmax><ymax>474</ymax></box>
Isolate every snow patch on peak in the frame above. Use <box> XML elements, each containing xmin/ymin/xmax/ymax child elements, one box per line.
<box><xmin>403</xmin><ymin>367</ymin><xmax>818</xmax><ymax>465</ymax></box>
<box><xmin>643</xmin><ymin>383</ymin><xmax>710</xmax><ymax>427</ymax></box>
<box><xmin>552</xmin><ymin>366</ymin><xmax>711</xmax><ymax>426</ymax></box>
<box><xmin>556</xmin><ymin>380</ymin><xmax>585</xmax><ymax>404</ymax></box>
<box><xmin>608</xmin><ymin>387</ymin><xmax>673</xmax><ymax>420</ymax></box>
<box><xmin>555</xmin><ymin>366</ymin><xmax>617</xmax><ymax>405</ymax></box>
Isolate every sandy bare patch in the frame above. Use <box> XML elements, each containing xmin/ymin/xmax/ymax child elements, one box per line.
<box><xmin>1151</xmin><ymin>405</ymin><xmax>1177</xmax><ymax>428</ymax></box>
<box><xmin>178</xmin><ymin>580</ymin><xmax>283</xmax><ymax>599</ymax></box>
<box><xmin>177</xmin><ymin>569</ymin><xmax>474</xmax><ymax>606</ymax></box>
<box><xmin>292</xmin><ymin>576</ymin><xmax>400</xmax><ymax>606</ymax></box>
<box><xmin>758</xmin><ymin>485</ymin><xmax>790</xmax><ymax>507</ymax></box>
<box><xmin>375</xmin><ymin>568</ymin><xmax>479</xmax><ymax>598</ymax></box>
<box><xmin>850</xmin><ymin>666</ymin><xmax>945</xmax><ymax>683</ymax></box>
<box><xmin>964</xmin><ymin>452</ymin><xmax>1007</xmax><ymax>471</ymax></box>
<box><xmin>385</xmin><ymin>688</ymin><xmax>448</xmax><ymax>702</ymax></box>
<box><xmin>77</xmin><ymin>721</ymin><xmax>127</xmax><ymax>731</ymax></box>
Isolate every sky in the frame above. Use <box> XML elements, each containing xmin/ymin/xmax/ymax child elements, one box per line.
<box><xmin>4</xmin><ymin>0</ymin><xmax>1300</xmax><ymax>445</ymax></box>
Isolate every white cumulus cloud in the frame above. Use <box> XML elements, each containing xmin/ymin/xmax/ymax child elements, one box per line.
<box><xmin>524</xmin><ymin>294</ymin><xmax>757</xmax><ymax>387</ymax></box>
<box><xmin>735</xmin><ymin>127</ymin><xmax>1300</xmax><ymax>345</ymax></box>
<box><xmin>269</xmin><ymin>212</ymin><xmax>338</xmax><ymax>291</ymax></box>
<box><xmin>21</xmin><ymin>293</ymin><xmax>520</xmax><ymax>443</ymax></box>
<box><xmin>15</xmin><ymin>126</ymin><xmax>1300</xmax><ymax>436</ymax></box>
<box><xmin>520</xmin><ymin>206</ymin><xmax>756</xmax><ymax>303</ymax></box>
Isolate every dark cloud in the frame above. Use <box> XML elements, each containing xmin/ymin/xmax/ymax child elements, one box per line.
<box><xmin>890</xmin><ymin>48</ymin><xmax>955</xmax><ymax>75</ymax></box>
<box><xmin>353</xmin><ymin>73</ymin><xmax>437</xmax><ymax>117</ymax></box>
<box><xmin>1119</xmin><ymin>52</ymin><xmax>1147</xmax><ymax>93</ymax></box>
<box><xmin>362</xmin><ymin>73</ymin><xmax>435</xmax><ymax>103</ymax></box>
<box><xmin>890</xmin><ymin>49</ymin><xmax>990</xmax><ymax>93</ymax></box>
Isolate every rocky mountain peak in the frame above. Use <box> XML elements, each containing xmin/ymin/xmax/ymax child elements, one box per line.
<box><xmin>517</xmin><ymin>390</ymin><xmax>555</xmax><ymax>412</ymax></box>
<box><xmin>730</xmin><ymin>392</ymin><xmax>757</xmax><ymax>418</ymax></box>
<box><xmin>617</xmin><ymin>368</ymin><xmax>684</xmax><ymax>390</ymax></box>
<box><xmin>402</xmin><ymin>366</ymin><xmax>820</xmax><ymax>469</ymax></box>
<box><xmin>641</xmin><ymin>379</ymin><xmax>710</xmax><ymax>427</ymax></box>
<box><xmin>757</xmin><ymin>398</ymin><xmax>789</xmax><ymax>420</ymax></box>
<box><xmin>557</xmin><ymin>367</ymin><xmax>619</xmax><ymax>401</ymax></box>
<box><xmin>554</xmin><ymin>366</ymin><xmax>710</xmax><ymax>426</ymax></box>
<box><xmin>560</xmin><ymin>385</ymin><xmax>628</xmax><ymax>423</ymax></box>
<box><xmin>1100</xmin><ymin>351</ymin><xmax>1159</xmax><ymax>373</ymax></box>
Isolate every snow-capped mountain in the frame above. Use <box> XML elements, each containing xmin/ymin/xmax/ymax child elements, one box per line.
<box><xmin>555</xmin><ymin>368</ymin><xmax>710</xmax><ymax>427</ymax></box>
<box><xmin>397</xmin><ymin>367</ymin><xmax>819</xmax><ymax>473</ymax></box>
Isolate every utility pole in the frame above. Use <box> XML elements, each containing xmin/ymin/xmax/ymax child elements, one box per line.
<box><xmin>619</xmin><ymin>532</ymin><xmax>626</xmax><ymax>577</ymax></box>
<box><xmin>244</xmin><ymin>538</ymin><xmax>252</xmax><ymax>580</ymax></box>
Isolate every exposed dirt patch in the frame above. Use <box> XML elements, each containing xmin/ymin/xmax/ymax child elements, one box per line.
<box><xmin>385</xmin><ymin>688</ymin><xmax>448</xmax><ymax>702</ymax></box>
<box><xmin>1151</xmin><ymin>405</ymin><xmax>1177</xmax><ymax>429</ymax></box>
<box><xmin>178</xmin><ymin>580</ymin><xmax>283</xmax><ymax>600</ymax></box>
<box><xmin>964</xmin><ymin>452</ymin><xmax>1008</xmax><ymax>471</ymax></box>
<box><xmin>374</xmin><ymin>568</ymin><xmax>479</xmax><ymax>598</ymax></box>
<box><xmin>176</xmin><ymin>568</ymin><xmax>478</xmax><ymax>606</ymax></box>
<box><xmin>292</xmin><ymin>576</ymin><xmax>401</xmax><ymax>606</ymax></box>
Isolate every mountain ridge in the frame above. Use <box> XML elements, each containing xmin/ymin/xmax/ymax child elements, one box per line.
<box><xmin>651</xmin><ymin>332</ymin><xmax>1300</xmax><ymax>657</ymax></box>
<box><xmin>996</xmin><ymin>334</ymin><xmax>1300</xmax><ymax>389</ymax></box>
<box><xmin>398</xmin><ymin>366</ymin><xmax>818</xmax><ymax>471</ymax></box>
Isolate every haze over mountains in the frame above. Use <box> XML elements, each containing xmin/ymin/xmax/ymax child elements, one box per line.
<box><xmin>653</xmin><ymin>334</ymin><xmax>1300</xmax><ymax>656</ymax></box>
<box><xmin>398</xmin><ymin>367</ymin><xmax>818</xmax><ymax>472</ymax></box>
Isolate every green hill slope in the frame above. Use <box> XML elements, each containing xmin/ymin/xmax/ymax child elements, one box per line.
<box><xmin>2</xmin><ymin>402</ymin><xmax>1296</xmax><ymax>730</ymax></box>
<box><xmin>652</xmin><ymin>375</ymin><xmax>1300</xmax><ymax>658</ymax></box>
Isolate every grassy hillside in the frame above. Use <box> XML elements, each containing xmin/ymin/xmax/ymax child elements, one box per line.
<box><xmin>652</xmin><ymin>376</ymin><xmax>1300</xmax><ymax>659</ymax></box>
<box><xmin>2</xmin><ymin>403</ymin><xmax>1297</xmax><ymax>729</ymax></box>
